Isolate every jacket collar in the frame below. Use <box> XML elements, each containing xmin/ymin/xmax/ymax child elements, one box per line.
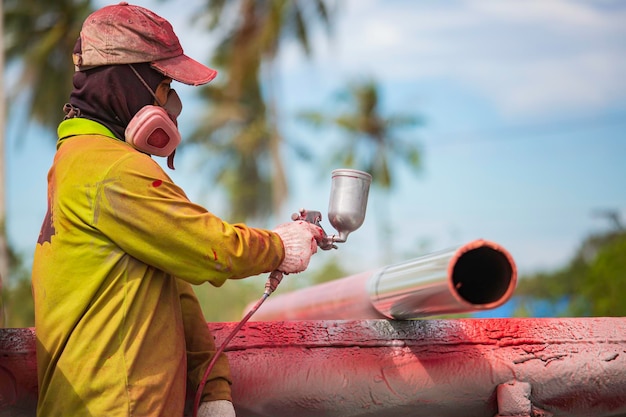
<box><xmin>57</xmin><ymin>118</ymin><xmax>117</xmax><ymax>149</ymax></box>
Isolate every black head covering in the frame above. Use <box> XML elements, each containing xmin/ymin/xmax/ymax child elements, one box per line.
<box><xmin>67</xmin><ymin>39</ymin><xmax>166</xmax><ymax>140</ymax></box>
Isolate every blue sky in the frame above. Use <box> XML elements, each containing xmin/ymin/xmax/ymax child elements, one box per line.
<box><xmin>6</xmin><ymin>0</ymin><xmax>626</xmax><ymax>279</ymax></box>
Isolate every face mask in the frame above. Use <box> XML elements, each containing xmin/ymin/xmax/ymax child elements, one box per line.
<box><xmin>125</xmin><ymin>105</ymin><xmax>181</xmax><ymax>157</ymax></box>
<box><xmin>125</xmin><ymin>65</ymin><xmax>182</xmax><ymax>165</ymax></box>
<box><xmin>162</xmin><ymin>88</ymin><xmax>182</xmax><ymax>123</ymax></box>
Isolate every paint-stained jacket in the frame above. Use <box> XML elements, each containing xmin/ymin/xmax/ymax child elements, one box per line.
<box><xmin>32</xmin><ymin>118</ymin><xmax>285</xmax><ymax>417</ymax></box>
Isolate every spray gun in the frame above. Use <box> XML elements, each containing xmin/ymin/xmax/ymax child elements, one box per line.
<box><xmin>264</xmin><ymin>168</ymin><xmax>373</xmax><ymax>295</ymax></box>
<box><xmin>193</xmin><ymin>169</ymin><xmax>372</xmax><ymax>416</ymax></box>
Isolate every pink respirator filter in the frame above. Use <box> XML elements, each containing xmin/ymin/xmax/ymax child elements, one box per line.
<box><xmin>125</xmin><ymin>106</ymin><xmax>181</xmax><ymax>157</ymax></box>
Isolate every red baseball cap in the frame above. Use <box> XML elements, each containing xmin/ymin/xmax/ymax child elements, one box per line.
<box><xmin>73</xmin><ymin>2</ymin><xmax>217</xmax><ymax>86</ymax></box>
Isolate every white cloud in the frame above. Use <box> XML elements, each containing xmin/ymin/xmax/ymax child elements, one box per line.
<box><xmin>281</xmin><ymin>0</ymin><xmax>626</xmax><ymax>117</ymax></box>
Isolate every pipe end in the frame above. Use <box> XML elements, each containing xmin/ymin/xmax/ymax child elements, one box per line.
<box><xmin>450</xmin><ymin>240</ymin><xmax>517</xmax><ymax>309</ymax></box>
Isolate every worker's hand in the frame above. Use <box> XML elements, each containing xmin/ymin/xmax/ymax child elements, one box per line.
<box><xmin>273</xmin><ymin>220</ymin><xmax>324</xmax><ymax>274</ymax></box>
<box><xmin>198</xmin><ymin>400</ymin><xmax>236</xmax><ymax>417</ymax></box>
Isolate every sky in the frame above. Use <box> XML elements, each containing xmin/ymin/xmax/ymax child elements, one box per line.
<box><xmin>5</xmin><ymin>0</ymin><xmax>626</xmax><ymax>281</ymax></box>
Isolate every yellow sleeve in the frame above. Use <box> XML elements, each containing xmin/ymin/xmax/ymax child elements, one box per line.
<box><xmin>93</xmin><ymin>152</ymin><xmax>284</xmax><ymax>287</ymax></box>
<box><xmin>177</xmin><ymin>280</ymin><xmax>232</xmax><ymax>403</ymax></box>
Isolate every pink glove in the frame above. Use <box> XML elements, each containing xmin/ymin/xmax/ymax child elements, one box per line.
<box><xmin>272</xmin><ymin>221</ymin><xmax>324</xmax><ymax>273</ymax></box>
<box><xmin>197</xmin><ymin>400</ymin><xmax>236</xmax><ymax>417</ymax></box>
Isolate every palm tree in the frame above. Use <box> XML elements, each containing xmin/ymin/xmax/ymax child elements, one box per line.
<box><xmin>4</xmin><ymin>0</ymin><xmax>92</xmax><ymax>129</ymax></box>
<box><xmin>299</xmin><ymin>78</ymin><xmax>424</xmax><ymax>263</ymax></box>
<box><xmin>189</xmin><ymin>0</ymin><xmax>336</xmax><ymax>223</ymax></box>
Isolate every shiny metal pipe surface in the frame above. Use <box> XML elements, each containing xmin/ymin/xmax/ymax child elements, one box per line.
<box><xmin>369</xmin><ymin>239</ymin><xmax>517</xmax><ymax>319</ymax></box>
<box><xmin>250</xmin><ymin>271</ymin><xmax>379</xmax><ymax>321</ymax></box>
<box><xmin>252</xmin><ymin>239</ymin><xmax>517</xmax><ymax>321</ymax></box>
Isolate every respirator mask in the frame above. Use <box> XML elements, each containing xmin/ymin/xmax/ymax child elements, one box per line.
<box><xmin>125</xmin><ymin>65</ymin><xmax>183</xmax><ymax>167</ymax></box>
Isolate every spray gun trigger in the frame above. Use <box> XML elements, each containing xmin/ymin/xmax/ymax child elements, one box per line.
<box><xmin>291</xmin><ymin>209</ymin><xmax>335</xmax><ymax>250</ymax></box>
<box><xmin>292</xmin><ymin>208</ymin><xmax>322</xmax><ymax>224</ymax></box>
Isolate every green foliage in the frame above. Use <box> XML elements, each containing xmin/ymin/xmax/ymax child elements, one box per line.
<box><xmin>308</xmin><ymin>256</ymin><xmax>348</xmax><ymax>285</ymax></box>
<box><xmin>194</xmin><ymin>276</ymin><xmax>267</xmax><ymax>322</ymax></box>
<box><xmin>4</xmin><ymin>0</ymin><xmax>93</xmax><ymax>130</ymax></box>
<box><xmin>3</xmin><ymin>276</ymin><xmax>35</xmax><ymax>328</ymax></box>
<box><xmin>515</xmin><ymin>229</ymin><xmax>626</xmax><ymax>317</ymax></box>
<box><xmin>2</xmin><ymin>246</ymin><xmax>35</xmax><ymax>328</ymax></box>
<box><xmin>193</xmin><ymin>257</ymin><xmax>349</xmax><ymax>321</ymax></box>
<box><xmin>581</xmin><ymin>232</ymin><xmax>626</xmax><ymax>316</ymax></box>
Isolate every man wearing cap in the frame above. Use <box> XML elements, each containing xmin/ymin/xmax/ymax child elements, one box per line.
<box><xmin>31</xmin><ymin>3</ymin><xmax>322</xmax><ymax>417</ymax></box>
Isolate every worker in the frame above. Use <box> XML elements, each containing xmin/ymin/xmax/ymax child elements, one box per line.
<box><xmin>31</xmin><ymin>3</ymin><xmax>323</xmax><ymax>417</ymax></box>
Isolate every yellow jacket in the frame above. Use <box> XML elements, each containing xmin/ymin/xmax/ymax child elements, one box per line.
<box><xmin>32</xmin><ymin>118</ymin><xmax>284</xmax><ymax>416</ymax></box>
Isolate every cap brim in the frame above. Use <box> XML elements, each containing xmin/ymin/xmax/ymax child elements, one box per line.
<box><xmin>151</xmin><ymin>54</ymin><xmax>217</xmax><ymax>86</ymax></box>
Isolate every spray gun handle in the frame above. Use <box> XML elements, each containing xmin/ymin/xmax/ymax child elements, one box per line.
<box><xmin>264</xmin><ymin>270</ymin><xmax>284</xmax><ymax>296</ymax></box>
<box><xmin>291</xmin><ymin>209</ymin><xmax>337</xmax><ymax>250</ymax></box>
<box><xmin>264</xmin><ymin>209</ymin><xmax>330</xmax><ymax>297</ymax></box>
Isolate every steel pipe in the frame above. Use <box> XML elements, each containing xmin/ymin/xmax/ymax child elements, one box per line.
<box><xmin>253</xmin><ymin>239</ymin><xmax>517</xmax><ymax>320</ymax></box>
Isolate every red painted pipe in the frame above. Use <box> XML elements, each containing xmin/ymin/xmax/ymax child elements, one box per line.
<box><xmin>223</xmin><ymin>318</ymin><xmax>626</xmax><ymax>417</ymax></box>
<box><xmin>252</xmin><ymin>239</ymin><xmax>517</xmax><ymax>320</ymax></box>
<box><xmin>2</xmin><ymin>318</ymin><xmax>626</xmax><ymax>417</ymax></box>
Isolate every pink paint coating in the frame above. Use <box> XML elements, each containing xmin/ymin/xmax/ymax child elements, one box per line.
<box><xmin>220</xmin><ymin>318</ymin><xmax>626</xmax><ymax>417</ymax></box>
<box><xmin>2</xmin><ymin>318</ymin><xmax>625</xmax><ymax>417</ymax></box>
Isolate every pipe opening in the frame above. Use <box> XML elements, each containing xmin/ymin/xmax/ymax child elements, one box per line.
<box><xmin>452</xmin><ymin>246</ymin><xmax>513</xmax><ymax>305</ymax></box>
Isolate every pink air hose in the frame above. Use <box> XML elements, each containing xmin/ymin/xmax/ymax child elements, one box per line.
<box><xmin>192</xmin><ymin>270</ymin><xmax>284</xmax><ymax>417</ymax></box>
